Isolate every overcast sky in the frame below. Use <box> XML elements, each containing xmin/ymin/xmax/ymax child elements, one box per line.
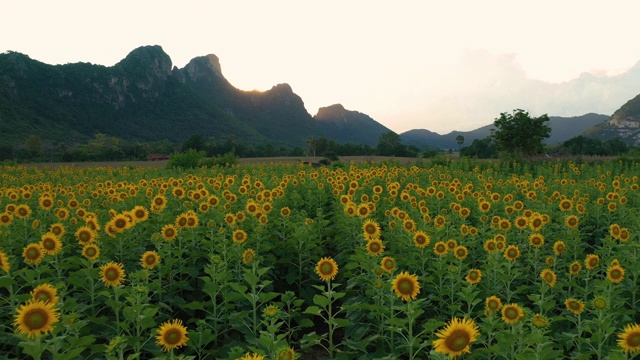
<box><xmin>3</xmin><ymin>0</ymin><xmax>640</xmax><ymax>134</ymax></box>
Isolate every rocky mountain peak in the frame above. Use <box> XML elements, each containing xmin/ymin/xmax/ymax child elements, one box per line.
<box><xmin>115</xmin><ymin>45</ymin><xmax>172</xmax><ymax>79</ymax></box>
<box><xmin>315</xmin><ymin>104</ymin><xmax>347</xmax><ymax>120</ymax></box>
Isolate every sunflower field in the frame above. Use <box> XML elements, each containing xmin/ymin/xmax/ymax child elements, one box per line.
<box><xmin>0</xmin><ymin>158</ymin><xmax>639</xmax><ymax>359</ymax></box>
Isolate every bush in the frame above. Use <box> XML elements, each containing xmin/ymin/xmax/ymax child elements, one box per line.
<box><xmin>167</xmin><ymin>149</ymin><xmax>206</xmax><ymax>169</ymax></box>
<box><xmin>199</xmin><ymin>151</ymin><xmax>238</xmax><ymax>168</ymax></box>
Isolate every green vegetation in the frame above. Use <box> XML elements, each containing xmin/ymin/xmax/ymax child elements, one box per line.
<box><xmin>491</xmin><ymin>109</ymin><xmax>551</xmax><ymax>157</ymax></box>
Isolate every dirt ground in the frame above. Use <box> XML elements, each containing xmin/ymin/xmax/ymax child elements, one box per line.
<box><xmin>22</xmin><ymin>156</ymin><xmax>424</xmax><ymax>169</ymax></box>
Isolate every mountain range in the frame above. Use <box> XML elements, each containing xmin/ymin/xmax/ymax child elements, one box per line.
<box><xmin>1</xmin><ymin>45</ymin><xmax>639</xmax><ymax>150</ymax></box>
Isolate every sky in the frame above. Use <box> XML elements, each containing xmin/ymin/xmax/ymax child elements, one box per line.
<box><xmin>3</xmin><ymin>0</ymin><xmax>640</xmax><ymax>134</ymax></box>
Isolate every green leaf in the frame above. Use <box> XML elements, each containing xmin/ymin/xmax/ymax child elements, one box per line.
<box><xmin>313</xmin><ymin>294</ymin><xmax>330</xmax><ymax>307</ymax></box>
<box><xmin>304</xmin><ymin>306</ymin><xmax>322</xmax><ymax>316</ymax></box>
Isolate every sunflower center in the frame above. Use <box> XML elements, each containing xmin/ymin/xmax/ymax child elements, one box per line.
<box><xmin>164</xmin><ymin>329</ymin><xmax>182</xmax><ymax>345</ymax></box>
<box><xmin>488</xmin><ymin>301</ymin><xmax>499</xmax><ymax>310</ymax></box>
<box><xmin>398</xmin><ymin>279</ymin><xmax>413</xmax><ymax>294</ymax></box>
<box><xmin>27</xmin><ymin>248</ymin><xmax>40</xmax><ymax>259</ymax></box>
<box><xmin>505</xmin><ymin>308</ymin><xmax>518</xmax><ymax>319</ymax></box>
<box><xmin>24</xmin><ymin>309</ymin><xmax>47</xmax><ymax>330</ymax></box>
<box><xmin>320</xmin><ymin>263</ymin><xmax>333</xmax><ymax>275</ymax></box>
<box><xmin>86</xmin><ymin>248</ymin><xmax>97</xmax><ymax>257</ymax></box>
<box><xmin>105</xmin><ymin>268</ymin><xmax>119</xmax><ymax>281</ymax></box>
<box><xmin>627</xmin><ymin>333</ymin><xmax>640</xmax><ymax>346</ymax></box>
<box><xmin>145</xmin><ymin>256</ymin><xmax>156</xmax><ymax>265</ymax></box>
<box><xmin>445</xmin><ymin>329</ymin><xmax>471</xmax><ymax>351</ymax></box>
<box><xmin>43</xmin><ymin>239</ymin><xmax>55</xmax><ymax>250</ymax></box>
<box><xmin>35</xmin><ymin>292</ymin><xmax>51</xmax><ymax>302</ymax></box>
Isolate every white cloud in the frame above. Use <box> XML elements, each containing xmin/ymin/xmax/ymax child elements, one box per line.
<box><xmin>390</xmin><ymin>50</ymin><xmax>640</xmax><ymax>134</ymax></box>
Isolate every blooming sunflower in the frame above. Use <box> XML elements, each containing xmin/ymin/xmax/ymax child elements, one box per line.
<box><xmin>0</xmin><ymin>250</ymin><xmax>10</xmax><ymax>272</ymax></box>
<box><xmin>434</xmin><ymin>215</ymin><xmax>446</xmax><ymax>228</ymax></box>
<box><xmin>528</xmin><ymin>233</ymin><xmax>545</xmax><ymax>248</ymax></box>
<box><xmin>156</xmin><ymin>319</ymin><xmax>189</xmax><ymax>352</ymax></box>
<box><xmin>81</xmin><ymin>244</ymin><xmax>100</xmax><ymax>261</ymax></box>
<box><xmin>413</xmin><ymin>231</ymin><xmax>430</xmax><ymax>249</ymax></box>
<box><xmin>132</xmin><ymin>206</ymin><xmax>149</xmax><ymax>223</ymax></box>
<box><xmin>232</xmin><ymin>229</ymin><xmax>248</xmax><ymax>244</ymax></box>
<box><xmin>585</xmin><ymin>254</ymin><xmax>600</xmax><ymax>270</ymax></box>
<box><xmin>30</xmin><ymin>283</ymin><xmax>59</xmax><ymax>305</ymax></box>
<box><xmin>23</xmin><ymin>244</ymin><xmax>45</xmax><ymax>265</ymax></box>
<box><xmin>434</xmin><ymin>242</ymin><xmax>448</xmax><ymax>256</ymax></box>
<box><xmin>391</xmin><ymin>271</ymin><xmax>420</xmax><ymax>301</ymax></box>
<box><xmin>485</xmin><ymin>296</ymin><xmax>502</xmax><ymax>313</ymax></box>
<box><xmin>465</xmin><ymin>269</ymin><xmax>482</xmax><ymax>284</ymax></box>
<box><xmin>565</xmin><ymin>298</ymin><xmax>586</xmax><ymax>315</ymax></box>
<box><xmin>161</xmin><ymin>224</ymin><xmax>179</xmax><ymax>241</ymax></box>
<box><xmin>40</xmin><ymin>233</ymin><xmax>62</xmax><ymax>256</ymax></box>
<box><xmin>565</xmin><ymin>215</ymin><xmax>579</xmax><ymax>229</ymax></box>
<box><xmin>362</xmin><ymin>219</ymin><xmax>381</xmax><ymax>240</ymax></box>
<box><xmin>75</xmin><ymin>226</ymin><xmax>97</xmax><ymax>245</ymax></box>
<box><xmin>433</xmin><ymin>317</ymin><xmax>480</xmax><ymax>358</ymax></box>
<box><xmin>236</xmin><ymin>353</ymin><xmax>264</xmax><ymax>360</ymax></box>
<box><xmin>504</xmin><ymin>245</ymin><xmax>520</xmax><ymax>262</ymax></box>
<box><xmin>13</xmin><ymin>300</ymin><xmax>60</xmax><ymax>338</ymax></box>
<box><xmin>552</xmin><ymin>241</ymin><xmax>566</xmax><ymax>256</ymax></box>
<box><xmin>315</xmin><ymin>257</ymin><xmax>338</xmax><ymax>282</ymax></box>
<box><xmin>453</xmin><ymin>245</ymin><xmax>469</xmax><ymax>260</ymax></box>
<box><xmin>380</xmin><ymin>256</ymin><xmax>396</xmax><ymax>274</ymax></box>
<box><xmin>242</xmin><ymin>248</ymin><xmax>256</xmax><ymax>264</ymax></box>
<box><xmin>100</xmin><ymin>262</ymin><xmax>126</xmax><ymax>288</ymax></box>
<box><xmin>618</xmin><ymin>323</ymin><xmax>640</xmax><ymax>354</ymax></box>
<box><xmin>607</xmin><ymin>264</ymin><xmax>625</xmax><ymax>284</ymax></box>
<box><xmin>483</xmin><ymin>239</ymin><xmax>498</xmax><ymax>254</ymax></box>
<box><xmin>140</xmin><ymin>251</ymin><xmax>160</xmax><ymax>270</ymax></box>
<box><xmin>14</xmin><ymin>204</ymin><xmax>32</xmax><ymax>219</ymax></box>
<box><xmin>569</xmin><ymin>261</ymin><xmax>582</xmax><ymax>275</ymax></box>
<box><xmin>366</xmin><ymin>239</ymin><xmax>384</xmax><ymax>256</ymax></box>
<box><xmin>501</xmin><ymin>303</ymin><xmax>525</xmax><ymax>324</ymax></box>
<box><xmin>540</xmin><ymin>269</ymin><xmax>557</xmax><ymax>287</ymax></box>
<box><xmin>559</xmin><ymin>199</ymin><xmax>573</xmax><ymax>211</ymax></box>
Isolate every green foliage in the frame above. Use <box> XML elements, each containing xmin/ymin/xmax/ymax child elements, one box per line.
<box><xmin>555</xmin><ymin>135</ymin><xmax>629</xmax><ymax>156</ymax></box>
<box><xmin>491</xmin><ymin>109</ymin><xmax>551</xmax><ymax>156</ymax></box>
<box><xmin>460</xmin><ymin>138</ymin><xmax>497</xmax><ymax>158</ymax></box>
<box><xmin>167</xmin><ymin>148</ymin><xmax>206</xmax><ymax>169</ymax></box>
<box><xmin>199</xmin><ymin>151</ymin><xmax>238</xmax><ymax>167</ymax></box>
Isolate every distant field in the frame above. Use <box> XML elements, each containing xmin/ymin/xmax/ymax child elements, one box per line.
<box><xmin>23</xmin><ymin>156</ymin><xmax>423</xmax><ymax>169</ymax></box>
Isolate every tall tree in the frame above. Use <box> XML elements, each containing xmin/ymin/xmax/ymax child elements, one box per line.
<box><xmin>490</xmin><ymin>109</ymin><xmax>551</xmax><ymax>156</ymax></box>
<box><xmin>455</xmin><ymin>135</ymin><xmax>465</xmax><ymax>150</ymax></box>
<box><xmin>377</xmin><ymin>131</ymin><xmax>403</xmax><ymax>156</ymax></box>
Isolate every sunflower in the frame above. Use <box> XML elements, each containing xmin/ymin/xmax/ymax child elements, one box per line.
<box><xmin>528</xmin><ymin>233</ymin><xmax>545</xmax><ymax>248</ymax></box>
<box><xmin>446</xmin><ymin>239</ymin><xmax>458</xmax><ymax>250</ymax></box>
<box><xmin>39</xmin><ymin>197</ymin><xmax>54</xmax><ymax>211</ymax></box>
<box><xmin>504</xmin><ymin>245</ymin><xmax>520</xmax><ymax>262</ymax></box>
<box><xmin>403</xmin><ymin>219</ymin><xmax>416</xmax><ymax>233</ymax></box>
<box><xmin>607</xmin><ymin>264</ymin><xmax>625</xmax><ymax>284</ymax></box>
<box><xmin>362</xmin><ymin>219</ymin><xmax>381</xmax><ymax>240</ymax></box>
<box><xmin>514</xmin><ymin>216</ymin><xmax>528</xmax><ymax>230</ymax></box>
<box><xmin>585</xmin><ymin>254</ymin><xmax>600</xmax><ymax>270</ymax></box>
<box><xmin>232</xmin><ymin>229</ymin><xmax>248</xmax><ymax>244</ymax></box>
<box><xmin>40</xmin><ymin>233</ymin><xmax>62</xmax><ymax>256</ymax></box>
<box><xmin>132</xmin><ymin>206</ymin><xmax>149</xmax><ymax>223</ymax></box>
<box><xmin>565</xmin><ymin>215</ymin><xmax>579</xmax><ymax>229</ymax></box>
<box><xmin>531</xmin><ymin>313</ymin><xmax>549</xmax><ymax>328</ymax></box>
<box><xmin>567</xmin><ymin>261</ymin><xmax>582</xmax><ymax>275</ymax></box>
<box><xmin>0</xmin><ymin>250</ymin><xmax>10</xmax><ymax>272</ymax></box>
<box><xmin>528</xmin><ymin>215</ymin><xmax>544</xmax><ymax>231</ymax></box>
<box><xmin>111</xmin><ymin>214</ymin><xmax>131</xmax><ymax>232</ymax></box>
<box><xmin>485</xmin><ymin>296</ymin><xmax>503</xmax><ymax>314</ymax></box>
<box><xmin>540</xmin><ymin>269</ymin><xmax>557</xmax><ymax>287</ymax></box>
<box><xmin>433</xmin><ymin>317</ymin><xmax>480</xmax><ymax>358</ymax></box>
<box><xmin>618</xmin><ymin>323</ymin><xmax>640</xmax><ymax>354</ymax></box>
<box><xmin>81</xmin><ymin>244</ymin><xmax>100</xmax><ymax>261</ymax></box>
<box><xmin>392</xmin><ymin>272</ymin><xmax>420</xmax><ymax>301</ymax></box>
<box><xmin>610</xmin><ymin>223</ymin><xmax>622</xmax><ymax>239</ymax></box>
<box><xmin>15</xmin><ymin>204</ymin><xmax>32</xmax><ymax>219</ymax></box>
<box><xmin>366</xmin><ymin>239</ymin><xmax>385</xmax><ymax>256</ymax></box>
<box><xmin>23</xmin><ymin>244</ymin><xmax>45</xmax><ymax>265</ymax></box>
<box><xmin>559</xmin><ymin>199</ymin><xmax>573</xmax><ymax>211</ymax></box>
<box><xmin>280</xmin><ymin>207</ymin><xmax>291</xmax><ymax>217</ymax></box>
<box><xmin>242</xmin><ymin>248</ymin><xmax>256</xmax><ymax>264</ymax></box>
<box><xmin>161</xmin><ymin>224</ymin><xmax>179</xmax><ymax>241</ymax></box>
<box><xmin>453</xmin><ymin>245</ymin><xmax>469</xmax><ymax>260</ymax></box>
<box><xmin>501</xmin><ymin>303</ymin><xmax>524</xmax><ymax>324</ymax></box>
<box><xmin>498</xmin><ymin>219</ymin><xmax>511</xmax><ymax>231</ymax></box>
<box><xmin>156</xmin><ymin>319</ymin><xmax>189</xmax><ymax>352</ymax></box>
<box><xmin>263</xmin><ymin>304</ymin><xmax>279</xmax><ymax>318</ymax></box>
<box><xmin>565</xmin><ymin>298</ymin><xmax>585</xmax><ymax>315</ymax></box>
<box><xmin>483</xmin><ymin>239</ymin><xmax>497</xmax><ymax>253</ymax></box>
<box><xmin>465</xmin><ymin>269</ymin><xmax>482</xmax><ymax>284</ymax></box>
<box><xmin>413</xmin><ymin>231</ymin><xmax>430</xmax><ymax>249</ymax></box>
<box><xmin>100</xmin><ymin>262</ymin><xmax>126</xmax><ymax>288</ymax></box>
<box><xmin>75</xmin><ymin>226</ymin><xmax>97</xmax><ymax>245</ymax></box>
<box><xmin>236</xmin><ymin>353</ymin><xmax>264</xmax><ymax>360</ymax></box>
<box><xmin>593</xmin><ymin>297</ymin><xmax>608</xmax><ymax>310</ymax></box>
<box><xmin>380</xmin><ymin>256</ymin><xmax>396</xmax><ymax>274</ymax></box>
<box><xmin>551</xmin><ymin>241</ymin><xmax>566</xmax><ymax>256</ymax></box>
<box><xmin>434</xmin><ymin>242</ymin><xmax>448</xmax><ymax>256</ymax></box>
<box><xmin>619</xmin><ymin>228</ymin><xmax>631</xmax><ymax>242</ymax></box>
<box><xmin>141</xmin><ymin>251</ymin><xmax>160</xmax><ymax>270</ymax></box>
<box><xmin>315</xmin><ymin>257</ymin><xmax>338</xmax><ymax>282</ymax></box>
<box><xmin>434</xmin><ymin>215</ymin><xmax>446</xmax><ymax>228</ymax></box>
<box><xmin>275</xmin><ymin>348</ymin><xmax>295</xmax><ymax>360</ymax></box>
<box><xmin>30</xmin><ymin>283</ymin><xmax>59</xmax><ymax>305</ymax></box>
<box><xmin>0</xmin><ymin>212</ymin><xmax>14</xmax><ymax>226</ymax></box>
<box><xmin>13</xmin><ymin>300</ymin><xmax>60</xmax><ymax>338</ymax></box>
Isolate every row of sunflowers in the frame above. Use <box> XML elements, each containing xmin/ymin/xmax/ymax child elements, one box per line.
<box><xmin>0</xmin><ymin>158</ymin><xmax>639</xmax><ymax>359</ymax></box>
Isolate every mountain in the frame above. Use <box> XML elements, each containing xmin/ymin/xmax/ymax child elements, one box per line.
<box><xmin>0</xmin><ymin>46</ymin><xmax>390</xmax><ymax>148</ymax></box>
<box><xmin>313</xmin><ymin>104</ymin><xmax>393</xmax><ymax>146</ymax></box>
<box><xmin>583</xmin><ymin>94</ymin><xmax>640</xmax><ymax>146</ymax></box>
<box><xmin>401</xmin><ymin>113</ymin><xmax>609</xmax><ymax>150</ymax></box>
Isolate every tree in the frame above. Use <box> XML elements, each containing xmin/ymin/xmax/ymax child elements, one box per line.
<box><xmin>455</xmin><ymin>135</ymin><xmax>465</xmax><ymax>150</ymax></box>
<box><xmin>377</xmin><ymin>131</ymin><xmax>403</xmax><ymax>156</ymax></box>
<box><xmin>490</xmin><ymin>109</ymin><xmax>551</xmax><ymax>156</ymax></box>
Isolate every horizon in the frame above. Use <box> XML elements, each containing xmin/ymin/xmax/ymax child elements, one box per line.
<box><xmin>3</xmin><ymin>0</ymin><xmax>640</xmax><ymax>134</ymax></box>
